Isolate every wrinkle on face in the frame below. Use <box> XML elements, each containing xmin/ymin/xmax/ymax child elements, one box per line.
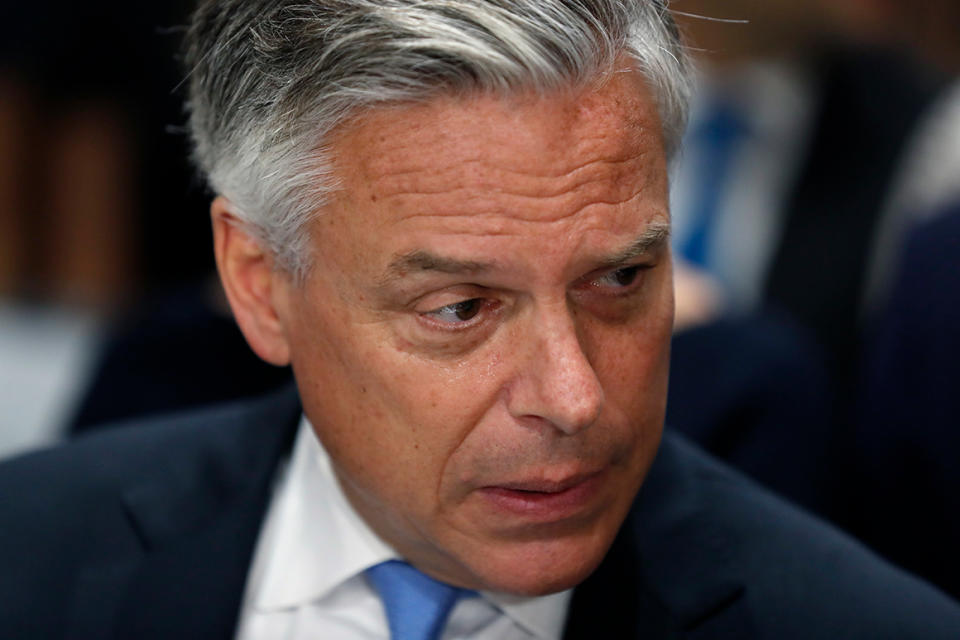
<box><xmin>369</xmin><ymin>152</ymin><xmax>651</xmax><ymax>202</ymax></box>
<box><xmin>368</xmin><ymin>182</ymin><xmax>660</xmax><ymax>232</ymax></box>
<box><xmin>281</xmin><ymin>67</ymin><xmax>672</xmax><ymax>594</ymax></box>
<box><xmin>330</xmin><ymin>74</ymin><xmax>664</xmax><ymax>229</ymax></box>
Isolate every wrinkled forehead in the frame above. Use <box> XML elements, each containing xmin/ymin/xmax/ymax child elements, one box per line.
<box><xmin>328</xmin><ymin>67</ymin><xmax>664</xmax><ymax>201</ymax></box>
<box><xmin>304</xmin><ymin>68</ymin><xmax>670</xmax><ymax>292</ymax></box>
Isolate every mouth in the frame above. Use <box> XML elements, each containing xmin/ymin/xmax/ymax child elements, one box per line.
<box><xmin>477</xmin><ymin>470</ymin><xmax>606</xmax><ymax>520</ymax></box>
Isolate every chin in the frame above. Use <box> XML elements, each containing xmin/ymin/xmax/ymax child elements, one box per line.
<box><xmin>467</xmin><ymin>526</ymin><xmax>617</xmax><ymax>596</ymax></box>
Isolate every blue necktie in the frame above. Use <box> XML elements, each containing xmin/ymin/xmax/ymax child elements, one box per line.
<box><xmin>680</xmin><ymin>97</ymin><xmax>749</xmax><ymax>270</ymax></box>
<box><xmin>366</xmin><ymin>560</ymin><xmax>473</xmax><ymax>640</ymax></box>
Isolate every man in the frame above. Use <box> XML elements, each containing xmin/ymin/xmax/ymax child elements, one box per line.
<box><xmin>1</xmin><ymin>1</ymin><xmax>958</xmax><ymax>638</ymax></box>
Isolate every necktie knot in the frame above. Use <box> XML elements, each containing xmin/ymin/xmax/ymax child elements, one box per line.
<box><xmin>366</xmin><ymin>560</ymin><xmax>474</xmax><ymax>640</ymax></box>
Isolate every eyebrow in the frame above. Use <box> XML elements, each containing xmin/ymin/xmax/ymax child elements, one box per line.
<box><xmin>378</xmin><ymin>219</ymin><xmax>670</xmax><ymax>285</ymax></box>
<box><xmin>595</xmin><ymin>219</ymin><xmax>671</xmax><ymax>268</ymax></box>
<box><xmin>378</xmin><ymin>251</ymin><xmax>498</xmax><ymax>287</ymax></box>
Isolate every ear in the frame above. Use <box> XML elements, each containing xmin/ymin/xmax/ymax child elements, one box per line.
<box><xmin>211</xmin><ymin>196</ymin><xmax>292</xmax><ymax>366</ymax></box>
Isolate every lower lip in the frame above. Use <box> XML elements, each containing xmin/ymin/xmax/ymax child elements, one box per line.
<box><xmin>478</xmin><ymin>472</ymin><xmax>605</xmax><ymax>520</ymax></box>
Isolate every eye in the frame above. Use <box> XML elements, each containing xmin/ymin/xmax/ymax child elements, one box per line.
<box><xmin>592</xmin><ymin>265</ymin><xmax>644</xmax><ymax>289</ymax></box>
<box><xmin>423</xmin><ymin>298</ymin><xmax>485</xmax><ymax>325</ymax></box>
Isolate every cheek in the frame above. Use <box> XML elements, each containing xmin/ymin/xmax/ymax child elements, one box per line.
<box><xmin>594</xmin><ymin>296</ymin><xmax>672</xmax><ymax>395</ymax></box>
<box><xmin>589</xmin><ymin>290</ymin><xmax>673</xmax><ymax>456</ymax></box>
<box><xmin>313</xmin><ymin>333</ymin><xmax>501</xmax><ymax>491</ymax></box>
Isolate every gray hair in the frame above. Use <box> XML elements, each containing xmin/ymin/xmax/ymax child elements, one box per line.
<box><xmin>185</xmin><ymin>0</ymin><xmax>691</xmax><ymax>278</ymax></box>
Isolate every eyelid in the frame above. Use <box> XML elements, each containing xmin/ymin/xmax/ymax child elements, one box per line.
<box><xmin>417</xmin><ymin>296</ymin><xmax>499</xmax><ymax>332</ymax></box>
<box><xmin>584</xmin><ymin>261</ymin><xmax>653</xmax><ymax>288</ymax></box>
<box><xmin>424</xmin><ymin>298</ymin><xmax>479</xmax><ymax>321</ymax></box>
<box><xmin>411</xmin><ymin>283</ymin><xmax>485</xmax><ymax>312</ymax></box>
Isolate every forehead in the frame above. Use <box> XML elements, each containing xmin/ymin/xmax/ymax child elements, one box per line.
<box><xmin>332</xmin><ymin>69</ymin><xmax>661</xmax><ymax>205</ymax></box>
<box><xmin>356</xmin><ymin>79</ymin><xmax>648</xmax><ymax>163</ymax></box>
<box><xmin>316</xmin><ymin>69</ymin><xmax>668</xmax><ymax>276</ymax></box>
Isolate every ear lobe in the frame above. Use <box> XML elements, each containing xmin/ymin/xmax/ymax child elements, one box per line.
<box><xmin>211</xmin><ymin>196</ymin><xmax>292</xmax><ymax>366</ymax></box>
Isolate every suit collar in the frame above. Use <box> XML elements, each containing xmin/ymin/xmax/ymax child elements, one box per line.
<box><xmin>119</xmin><ymin>384</ymin><xmax>302</xmax><ymax>545</ymax></box>
<box><xmin>73</xmin><ymin>385</ymin><xmax>303</xmax><ymax>640</ymax></box>
<box><xmin>566</xmin><ymin>433</ymin><xmax>753</xmax><ymax>639</ymax></box>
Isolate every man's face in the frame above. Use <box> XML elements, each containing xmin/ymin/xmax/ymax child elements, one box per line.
<box><xmin>274</xmin><ymin>68</ymin><xmax>673</xmax><ymax>595</ymax></box>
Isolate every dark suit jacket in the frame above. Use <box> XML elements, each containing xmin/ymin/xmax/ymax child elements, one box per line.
<box><xmin>2</xmin><ymin>386</ymin><xmax>958</xmax><ymax>638</ymax></box>
<box><xmin>848</xmin><ymin>203</ymin><xmax>960</xmax><ymax>600</ymax></box>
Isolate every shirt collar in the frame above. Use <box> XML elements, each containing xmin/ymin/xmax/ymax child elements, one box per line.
<box><xmin>248</xmin><ymin>416</ymin><xmax>571</xmax><ymax>638</ymax></box>
<box><xmin>248</xmin><ymin>416</ymin><xmax>397</xmax><ymax>611</ymax></box>
<box><xmin>486</xmin><ymin>590</ymin><xmax>572</xmax><ymax>639</ymax></box>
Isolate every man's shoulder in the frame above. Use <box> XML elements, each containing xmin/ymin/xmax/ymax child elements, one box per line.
<box><xmin>633</xmin><ymin>432</ymin><xmax>960</xmax><ymax>637</ymax></box>
<box><xmin>0</xmin><ymin>386</ymin><xmax>301</xmax><ymax>637</ymax></box>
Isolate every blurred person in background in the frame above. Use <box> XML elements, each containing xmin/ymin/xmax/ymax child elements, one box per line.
<box><xmin>851</xmin><ymin>200</ymin><xmax>960</xmax><ymax>600</ymax></box>
<box><xmin>664</xmin><ymin>0</ymin><xmax>960</xmax><ymax>506</ymax></box>
<box><xmin>666</xmin><ymin>0</ymin><xmax>960</xmax><ymax>601</ymax></box>
<box><xmin>841</xmin><ymin>5</ymin><xmax>960</xmax><ymax>590</ymax></box>
<box><xmin>669</xmin><ymin>0</ymin><xmax>958</xmax><ymax>382</ymax></box>
<box><xmin>837</xmin><ymin>2</ymin><xmax>960</xmax><ymax>591</ymax></box>
<box><xmin>0</xmin><ymin>1</ymin><xmax>210</xmax><ymax>458</ymax></box>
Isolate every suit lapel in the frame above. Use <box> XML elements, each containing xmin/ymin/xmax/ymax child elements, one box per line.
<box><xmin>566</xmin><ymin>433</ymin><xmax>754</xmax><ymax>639</ymax></box>
<box><xmin>112</xmin><ymin>478</ymin><xmax>276</xmax><ymax>639</ymax></box>
<box><xmin>564</xmin><ymin>514</ymin><xmax>679</xmax><ymax>639</ymax></box>
<box><xmin>66</xmin><ymin>386</ymin><xmax>302</xmax><ymax>640</ymax></box>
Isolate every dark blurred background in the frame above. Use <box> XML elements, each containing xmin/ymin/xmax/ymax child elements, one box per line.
<box><xmin>0</xmin><ymin>1</ymin><xmax>210</xmax><ymax>452</ymax></box>
<box><xmin>1</xmin><ymin>0</ymin><xmax>958</xmax><ymax>601</ymax></box>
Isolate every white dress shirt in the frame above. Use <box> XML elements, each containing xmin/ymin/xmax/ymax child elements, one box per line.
<box><xmin>235</xmin><ymin>417</ymin><xmax>571</xmax><ymax>640</ymax></box>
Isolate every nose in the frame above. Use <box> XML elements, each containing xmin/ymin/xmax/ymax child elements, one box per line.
<box><xmin>506</xmin><ymin>306</ymin><xmax>605</xmax><ymax>435</ymax></box>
